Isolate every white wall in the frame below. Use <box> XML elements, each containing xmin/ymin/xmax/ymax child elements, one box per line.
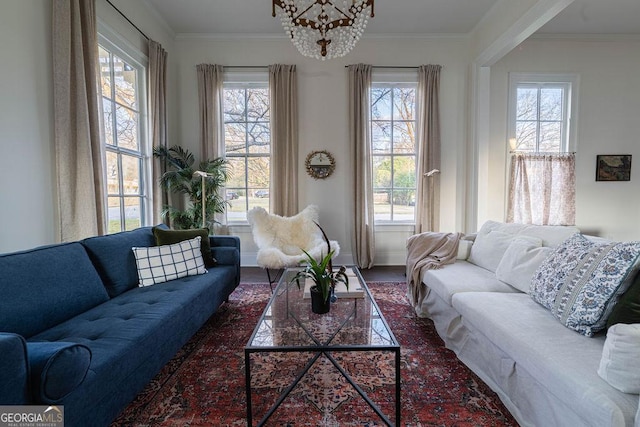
<box><xmin>0</xmin><ymin>1</ymin><xmax>56</xmax><ymax>252</ymax></box>
<box><xmin>487</xmin><ymin>37</ymin><xmax>640</xmax><ymax>241</ymax></box>
<box><xmin>0</xmin><ymin>1</ymin><xmax>176</xmax><ymax>253</ymax></box>
<box><xmin>174</xmin><ymin>36</ymin><xmax>470</xmax><ymax>266</ymax></box>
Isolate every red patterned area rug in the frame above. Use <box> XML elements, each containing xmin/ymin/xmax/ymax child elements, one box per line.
<box><xmin>111</xmin><ymin>282</ymin><xmax>518</xmax><ymax>426</ymax></box>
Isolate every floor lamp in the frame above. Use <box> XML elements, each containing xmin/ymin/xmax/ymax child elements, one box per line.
<box><xmin>193</xmin><ymin>171</ymin><xmax>209</xmax><ymax>229</ymax></box>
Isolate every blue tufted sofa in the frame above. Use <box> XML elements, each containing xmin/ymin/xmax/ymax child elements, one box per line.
<box><xmin>0</xmin><ymin>225</ymin><xmax>240</xmax><ymax>427</ymax></box>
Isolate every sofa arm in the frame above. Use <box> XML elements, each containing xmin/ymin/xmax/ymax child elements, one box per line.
<box><xmin>210</xmin><ymin>236</ymin><xmax>241</xmax><ymax>287</ymax></box>
<box><xmin>0</xmin><ymin>333</ymin><xmax>30</xmax><ymax>404</ymax></box>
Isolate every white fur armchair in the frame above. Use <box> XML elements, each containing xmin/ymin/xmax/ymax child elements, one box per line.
<box><xmin>247</xmin><ymin>205</ymin><xmax>340</xmax><ymax>271</ymax></box>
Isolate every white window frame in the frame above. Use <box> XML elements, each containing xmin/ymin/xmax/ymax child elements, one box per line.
<box><xmin>222</xmin><ymin>69</ymin><xmax>270</xmax><ymax>224</ymax></box>
<box><xmin>508</xmin><ymin>73</ymin><xmax>579</xmax><ymax>153</ymax></box>
<box><xmin>98</xmin><ymin>29</ymin><xmax>151</xmax><ymax>233</ymax></box>
<box><xmin>370</xmin><ymin>70</ymin><xmax>418</xmax><ymax>225</ymax></box>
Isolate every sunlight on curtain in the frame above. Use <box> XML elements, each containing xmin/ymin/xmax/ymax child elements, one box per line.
<box><xmin>507</xmin><ymin>153</ymin><xmax>576</xmax><ymax>225</ymax></box>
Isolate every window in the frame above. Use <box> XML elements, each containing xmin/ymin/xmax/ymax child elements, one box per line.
<box><xmin>98</xmin><ymin>37</ymin><xmax>149</xmax><ymax>233</ymax></box>
<box><xmin>508</xmin><ymin>73</ymin><xmax>578</xmax><ymax>152</ymax></box>
<box><xmin>223</xmin><ymin>73</ymin><xmax>270</xmax><ymax>222</ymax></box>
<box><xmin>370</xmin><ymin>80</ymin><xmax>417</xmax><ymax>222</ymax></box>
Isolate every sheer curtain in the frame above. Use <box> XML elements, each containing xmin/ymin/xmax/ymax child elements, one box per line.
<box><xmin>348</xmin><ymin>64</ymin><xmax>375</xmax><ymax>269</ymax></box>
<box><xmin>507</xmin><ymin>153</ymin><xmax>576</xmax><ymax>225</ymax></box>
<box><xmin>52</xmin><ymin>0</ymin><xmax>105</xmax><ymax>241</ymax></box>
<box><xmin>149</xmin><ymin>40</ymin><xmax>168</xmax><ymax>225</ymax></box>
<box><xmin>415</xmin><ymin>65</ymin><xmax>442</xmax><ymax>233</ymax></box>
<box><xmin>269</xmin><ymin>64</ymin><xmax>298</xmax><ymax>216</ymax></box>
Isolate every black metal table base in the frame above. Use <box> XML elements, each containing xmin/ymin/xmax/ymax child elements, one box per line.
<box><xmin>245</xmin><ymin>346</ymin><xmax>401</xmax><ymax>426</ymax></box>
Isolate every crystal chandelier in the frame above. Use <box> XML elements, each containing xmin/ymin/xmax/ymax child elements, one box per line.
<box><xmin>272</xmin><ymin>0</ymin><xmax>375</xmax><ymax>60</ymax></box>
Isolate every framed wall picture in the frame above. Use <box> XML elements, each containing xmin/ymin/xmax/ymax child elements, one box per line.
<box><xmin>596</xmin><ymin>155</ymin><xmax>632</xmax><ymax>181</ymax></box>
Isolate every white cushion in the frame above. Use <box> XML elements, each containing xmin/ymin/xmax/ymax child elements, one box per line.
<box><xmin>467</xmin><ymin>231</ymin><xmax>516</xmax><ymax>272</ymax></box>
<box><xmin>496</xmin><ymin>238</ymin><xmax>553</xmax><ymax>293</ymax></box>
<box><xmin>132</xmin><ymin>236</ymin><xmax>207</xmax><ymax>287</ymax></box>
<box><xmin>531</xmin><ymin>234</ymin><xmax>640</xmax><ymax>336</ymax></box>
<box><xmin>598</xmin><ymin>323</ymin><xmax>640</xmax><ymax>394</ymax></box>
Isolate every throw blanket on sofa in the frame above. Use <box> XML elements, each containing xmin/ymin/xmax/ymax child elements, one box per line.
<box><xmin>406</xmin><ymin>232</ymin><xmax>463</xmax><ymax>315</ymax></box>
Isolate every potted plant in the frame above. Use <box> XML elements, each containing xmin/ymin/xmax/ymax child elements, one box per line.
<box><xmin>154</xmin><ymin>145</ymin><xmax>228</xmax><ymax>231</ymax></box>
<box><xmin>291</xmin><ymin>224</ymin><xmax>348</xmax><ymax>314</ymax></box>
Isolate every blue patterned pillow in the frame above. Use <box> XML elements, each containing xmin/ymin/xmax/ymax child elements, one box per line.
<box><xmin>530</xmin><ymin>234</ymin><xmax>640</xmax><ymax>336</ymax></box>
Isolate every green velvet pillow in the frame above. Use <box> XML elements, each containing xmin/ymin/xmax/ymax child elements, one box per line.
<box><xmin>607</xmin><ymin>270</ymin><xmax>640</xmax><ymax>329</ymax></box>
<box><xmin>152</xmin><ymin>227</ymin><xmax>216</xmax><ymax>268</ymax></box>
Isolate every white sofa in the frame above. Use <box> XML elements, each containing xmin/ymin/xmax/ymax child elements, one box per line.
<box><xmin>415</xmin><ymin>220</ymin><xmax>640</xmax><ymax>427</ymax></box>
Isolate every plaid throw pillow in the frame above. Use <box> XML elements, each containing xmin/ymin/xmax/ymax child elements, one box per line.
<box><xmin>132</xmin><ymin>236</ymin><xmax>207</xmax><ymax>287</ymax></box>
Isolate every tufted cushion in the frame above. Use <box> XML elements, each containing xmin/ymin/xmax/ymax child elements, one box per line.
<box><xmin>82</xmin><ymin>226</ymin><xmax>157</xmax><ymax>297</ymax></box>
<box><xmin>132</xmin><ymin>237</ymin><xmax>207</xmax><ymax>286</ymax></box>
<box><xmin>27</xmin><ymin>341</ymin><xmax>91</xmax><ymax>402</ymax></box>
<box><xmin>0</xmin><ymin>243</ymin><xmax>109</xmax><ymax>338</ymax></box>
<box><xmin>531</xmin><ymin>233</ymin><xmax>640</xmax><ymax>336</ymax></box>
<box><xmin>152</xmin><ymin>226</ymin><xmax>216</xmax><ymax>268</ymax></box>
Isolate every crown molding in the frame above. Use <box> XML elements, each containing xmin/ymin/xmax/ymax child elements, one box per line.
<box><xmin>530</xmin><ymin>33</ymin><xmax>640</xmax><ymax>41</ymax></box>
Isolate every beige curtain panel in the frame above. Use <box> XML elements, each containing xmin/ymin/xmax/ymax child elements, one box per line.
<box><xmin>348</xmin><ymin>64</ymin><xmax>375</xmax><ymax>269</ymax></box>
<box><xmin>507</xmin><ymin>153</ymin><xmax>576</xmax><ymax>226</ymax></box>
<box><xmin>52</xmin><ymin>0</ymin><xmax>105</xmax><ymax>241</ymax></box>
<box><xmin>196</xmin><ymin>64</ymin><xmax>224</xmax><ymax>160</ymax></box>
<box><xmin>415</xmin><ymin>64</ymin><xmax>442</xmax><ymax>234</ymax></box>
<box><xmin>149</xmin><ymin>40</ymin><xmax>168</xmax><ymax>225</ymax></box>
<box><xmin>269</xmin><ymin>64</ymin><xmax>299</xmax><ymax>217</ymax></box>
<box><xmin>196</xmin><ymin>64</ymin><xmax>227</xmax><ymax>232</ymax></box>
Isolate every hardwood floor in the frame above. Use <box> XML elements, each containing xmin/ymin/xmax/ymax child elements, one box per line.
<box><xmin>240</xmin><ymin>265</ymin><xmax>406</xmax><ymax>283</ymax></box>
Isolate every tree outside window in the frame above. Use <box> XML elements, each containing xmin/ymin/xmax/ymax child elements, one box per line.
<box><xmin>371</xmin><ymin>84</ymin><xmax>417</xmax><ymax>222</ymax></box>
<box><xmin>99</xmin><ymin>42</ymin><xmax>148</xmax><ymax>233</ymax></box>
<box><xmin>223</xmin><ymin>83</ymin><xmax>270</xmax><ymax>222</ymax></box>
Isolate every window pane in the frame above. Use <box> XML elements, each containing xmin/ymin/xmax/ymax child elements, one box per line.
<box><xmin>247</xmin><ymin>157</ymin><xmax>270</xmax><ymax>189</ymax></box>
<box><xmin>394</xmin><ymin>189</ymin><xmax>415</xmax><ymax>221</ymax></box>
<box><xmin>107</xmin><ymin>197</ymin><xmax>121</xmax><ymax>233</ymax></box>
<box><xmin>540</xmin><ymin>122</ymin><xmax>562</xmax><ymax>152</ymax></box>
<box><xmin>113</xmin><ymin>55</ymin><xmax>137</xmax><ymax>110</ymax></box>
<box><xmin>392</xmin><ymin>156</ymin><xmax>416</xmax><ymax>188</ymax></box>
<box><xmin>121</xmin><ymin>154</ymin><xmax>141</xmax><ymax>195</ymax></box>
<box><xmin>102</xmin><ymin>99</ymin><xmax>114</xmax><ymax>146</ymax></box>
<box><xmin>248</xmin><ymin>122</ymin><xmax>270</xmax><ymax>153</ymax></box>
<box><xmin>540</xmin><ymin>88</ymin><xmax>563</xmax><ymax>121</ymax></box>
<box><xmin>99</xmin><ymin>47</ymin><xmax>111</xmax><ymax>98</ymax></box>
<box><xmin>115</xmin><ymin>104</ymin><xmax>139</xmax><ymax>150</ymax></box>
<box><xmin>371</xmin><ymin>88</ymin><xmax>391</xmax><ymax>120</ymax></box>
<box><xmin>225</xmin><ymin>123</ymin><xmax>247</xmax><ymax>153</ymax></box>
<box><xmin>392</xmin><ymin>122</ymin><xmax>415</xmax><ymax>153</ymax></box>
<box><xmin>373</xmin><ymin>156</ymin><xmax>392</xmax><ymax>188</ymax></box>
<box><xmin>372</xmin><ymin>121</ymin><xmax>391</xmax><ymax>153</ymax></box>
<box><xmin>226</xmin><ymin>157</ymin><xmax>246</xmax><ymax>188</ymax></box>
<box><xmin>373</xmin><ymin>191</ymin><xmax>391</xmax><ymax>221</ymax></box>
<box><xmin>516</xmin><ymin>87</ymin><xmax>537</xmax><ymax>121</ymax></box>
<box><xmin>224</xmin><ymin>89</ymin><xmax>246</xmax><ymax>122</ymax></box>
<box><xmin>515</xmin><ymin>121</ymin><xmax>537</xmax><ymax>151</ymax></box>
<box><xmin>247</xmin><ymin>88</ymin><xmax>270</xmax><ymax>122</ymax></box>
<box><xmin>393</xmin><ymin>87</ymin><xmax>415</xmax><ymax>121</ymax></box>
<box><xmin>106</xmin><ymin>151</ymin><xmax>119</xmax><ymax>195</ymax></box>
<box><xmin>123</xmin><ymin>197</ymin><xmax>141</xmax><ymax>231</ymax></box>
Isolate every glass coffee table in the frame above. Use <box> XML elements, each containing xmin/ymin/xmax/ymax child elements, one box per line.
<box><xmin>244</xmin><ymin>267</ymin><xmax>401</xmax><ymax>426</ymax></box>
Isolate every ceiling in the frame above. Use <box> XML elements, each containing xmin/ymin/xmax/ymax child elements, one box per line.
<box><xmin>143</xmin><ymin>0</ymin><xmax>640</xmax><ymax>37</ymax></box>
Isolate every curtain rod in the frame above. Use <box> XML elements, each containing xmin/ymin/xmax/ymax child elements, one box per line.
<box><xmin>344</xmin><ymin>66</ymin><xmax>418</xmax><ymax>69</ymax></box>
<box><xmin>510</xmin><ymin>151</ymin><xmax>576</xmax><ymax>155</ymax></box>
<box><xmin>105</xmin><ymin>0</ymin><xmax>149</xmax><ymax>41</ymax></box>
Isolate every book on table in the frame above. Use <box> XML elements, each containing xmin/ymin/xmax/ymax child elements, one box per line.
<box><xmin>302</xmin><ymin>268</ymin><xmax>364</xmax><ymax>298</ymax></box>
